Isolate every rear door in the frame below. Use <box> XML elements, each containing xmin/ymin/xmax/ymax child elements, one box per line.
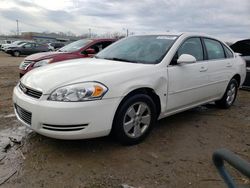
<box><xmin>167</xmin><ymin>37</ymin><xmax>211</xmax><ymax>112</ymax></box>
<box><xmin>202</xmin><ymin>38</ymin><xmax>234</xmax><ymax>97</ymax></box>
<box><xmin>22</xmin><ymin>43</ymin><xmax>34</xmax><ymax>55</ymax></box>
<box><xmin>34</xmin><ymin>44</ymin><xmax>47</xmax><ymax>53</ymax></box>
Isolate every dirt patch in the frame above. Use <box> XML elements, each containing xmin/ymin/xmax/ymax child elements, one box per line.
<box><xmin>0</xmin><ymin>51</ymin><xmax>249</xmax><ymax>188</ymax></box>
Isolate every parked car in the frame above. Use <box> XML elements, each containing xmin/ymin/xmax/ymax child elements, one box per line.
<box><xmin>19</xmin><ymin>38</ymin><xmax>116</xmax><ymax>77</ymax></box>
<box><xmin>6</xmin><ymin>42</ymin><xmax>50</xmax><ymax>57</ymax></box>
<box><xmin>3</xmin><ymin>41</ymin><xmax>28</xmax><ymax>52</ymax></box>
<box><xmin>48</xmin><ymin>42</ymin><xmax>65</xmax><ymax>50</ymax></box>
<box><xmin>0</xmin><ymin>40</ymin><xmax>14</xmax><ymax>50</ymax></box>
<box><xmin>230</xmin><ymin>39</ymin><xmax>250</xmax><ymax>89</ymax></box>
<box><xmin>13</xmin><ymin>33</ymin><xmax>246</xmax><ymax>145</ymax></box>
<box><xmin>46</xmin><ymin>43</ymin><xmax>55</xmax><ymax>51</ymax></box>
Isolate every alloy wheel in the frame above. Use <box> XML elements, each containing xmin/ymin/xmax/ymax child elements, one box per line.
<box><xmin>226</xmin><ymin>83</ymin><xmax>236</xmax><ymax>105</ymax></box>
<box><xmin>123</xmin><ymin>102</ymin><xmax>151</xmax><ymax>138</ymax></box>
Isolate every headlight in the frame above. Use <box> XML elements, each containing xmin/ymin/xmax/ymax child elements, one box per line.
<box><xmin>33</xmin><ymin>58</ymin><xmax>53</xmax><ymax>68</ymax></box>
<box><xmin>48</xmin><ymin>82</ymin><xmax>108</xmax><ymax>102</ymax></box>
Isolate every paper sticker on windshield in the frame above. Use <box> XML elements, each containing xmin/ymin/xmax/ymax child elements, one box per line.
<box><xmin>156</xmin><ymin>36</ymin><xmax>177</xmax><ymax>40</ymax></box>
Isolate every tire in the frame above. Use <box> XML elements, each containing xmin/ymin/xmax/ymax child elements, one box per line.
<box><xmin>215</xmin><ymin>78</ymin><xmax>238</xmax><ymax>109</ymax></box>
<box><xmin>13</xmin><ymin>51</ymin><xmax>20</xmax><ymax>57</ymax></box>
<box><xmin>112</xmin><ymin>94</ymin><xmax>157</xmax><ymax>145</ymax></box>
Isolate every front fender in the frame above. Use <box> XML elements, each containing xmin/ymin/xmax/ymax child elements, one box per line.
<box><xmin>106</xmin><ymin>73</ymin><xmax>168</xmax><ymax>114</ymax></box>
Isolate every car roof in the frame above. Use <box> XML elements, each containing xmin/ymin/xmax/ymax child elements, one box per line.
<box><xmin>88</xmin><ymin>38</ymin><xmax>117</xmax><ymax>42</ymax></box>
<box><xmin>134</xmin><ymin>32</ymin><xmax>215</xmax><ymax>37</ymax></box>
<box><xmin>130</xmin><ymin>32</ymin><xmax>222</xmax><ymax>42</ymax></box>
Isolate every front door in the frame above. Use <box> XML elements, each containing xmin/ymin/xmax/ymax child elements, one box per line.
<box><xmin>166</xmin><ymin>37</ymin><xmax>210</xmax><ymax>112</ymax></box>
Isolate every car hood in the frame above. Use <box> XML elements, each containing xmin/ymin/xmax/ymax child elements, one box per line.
<box><xmin>24</xmin><ymin>51</ymin><xmax>69</xmax><ymax>61</ymax></box>
<box><xmin>21</xmin><ymin>58</ymin><xmax>149</xmax><ymax>94</ymax></box>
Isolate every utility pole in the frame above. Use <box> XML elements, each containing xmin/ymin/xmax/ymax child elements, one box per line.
<box><xmin>16</xmin><ymin>19</ymin><xmax>19</xmax><ymax>36</ymax></box>
<box><xmin>89</xmin><ymin>28</ymin><xmax>91</xmax><ymax>38</ymax></box>
<box><xmin>122</xmin><ymin>28</ymin><xmax>129</xmax><ymax>37</ymax></box>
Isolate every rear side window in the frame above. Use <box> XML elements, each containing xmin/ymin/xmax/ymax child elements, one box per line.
<box><xmin>177</xmin><ymin>37</ymin><xmax>204</xmax><ymax>61</ymax></box>
<box><xmin>223</xmin><ymin>45</ymin><xmax>234</xmax><ymax>58</ymax></box>
<box><xmin>204</xmin><ymin>38</ymin><xmax>225</xmax><ymax>60</ymax></box>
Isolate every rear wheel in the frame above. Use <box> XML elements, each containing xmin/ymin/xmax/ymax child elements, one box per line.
<box><xmin>13</xmin><ymin>51</ymin><xmax>20</xmax><ymax>57</ymax></box>
<box><xmin>215</xmin><ymin>79</ymin><xmax>238</xmax><ymax>109</ymax></box>
<box><xmin>112</xmin><ymin>94</ymin><xmax>157</xmax><ymax>145</ymax></box>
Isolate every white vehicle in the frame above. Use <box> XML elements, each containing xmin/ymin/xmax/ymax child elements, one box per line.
<box><xmin>2</xmin><ymin>41</ymin><xmax>26</xmax><ymax>51</ymax></box>
<box><xmin>47</xmin><ymin>43</ymin><xmax>55</xmax><ymax>51</ymax></box>
<box><xmin>13</xmin><ymin>33</ymin><xmax>246</xmax><ymax>145</ymax></box>
<box><xmin>0</xmin><ymin>40</ymin><xmax>14</xmax><ymax>50</ymax></box>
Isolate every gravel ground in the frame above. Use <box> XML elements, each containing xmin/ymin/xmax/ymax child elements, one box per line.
<box><xmin>0</xmin><ymin>51</ymin><xmax>249</xmax><ymax>188</ymax></box>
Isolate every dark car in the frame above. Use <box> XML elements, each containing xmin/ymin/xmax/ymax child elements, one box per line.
<box><xmin>49</xmin><ymin>42</ymin><xmax>65</xmax><ymax>50</ymax></box>
<box><xmin>7</xmin><ymin>42</ymin><xmax>50</xmax><ymax>57</ymax></box>
<box><xmin>19</xmin><ymin>38</ymin><xmax>116</xmax><ymax>77</ymax></box>
<box><xmin>230</xmin><ymin>39</ymin><xmax>250</xmax><ymax>89</ymax></box>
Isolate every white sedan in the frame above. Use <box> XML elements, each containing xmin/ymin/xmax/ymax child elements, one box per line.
<box><xmin>13</xmin><ymin>33</ymin><xmax>246</xmax><ymax>145</ymax></box>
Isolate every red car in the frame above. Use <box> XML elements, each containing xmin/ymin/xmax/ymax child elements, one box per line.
<box><xmin>19</xmin><ymin>38</ymin><xmax>116</xmax><ymax>77</ymax></box>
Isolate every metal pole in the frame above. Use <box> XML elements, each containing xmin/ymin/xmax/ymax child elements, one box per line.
<box><xmin>89</xmin><ymin>28</ymin><xmax>91</xmax><ymax>38</ymax></box>
<box><xmin>16</xmin><ymin>20</ymin><xmax>19</xmax><ymax>36</ymax></box>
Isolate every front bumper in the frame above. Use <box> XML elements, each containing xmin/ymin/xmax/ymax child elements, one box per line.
<box><xmin>13</xmin><ymin>86</ymin><xmax>121</xmax><ymax>140</ymax></box>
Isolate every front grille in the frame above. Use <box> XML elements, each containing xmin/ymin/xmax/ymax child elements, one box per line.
<box><xmin>19</xmin><ymin>60</ymin><xmax>33</xmax><ymax>70</ymax></box>
<box><xmin>19</xmin><ymin>83</ymin><xmax>42</xmax><ymax>99</ymax></box>
<box><xmin>42</xmin><ymin>124</ymin><xmax>88</xmax><ymax>132</ymax></box>
<box><xmin>15</xmin><ymin>104</ymin><xmax>32</xmax><ymax>125</ymax></box>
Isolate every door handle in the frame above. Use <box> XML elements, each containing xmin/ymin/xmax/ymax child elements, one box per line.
<box><xmin>200</xmin><ymin>66</ymin><xmax>208</xmax><ymax>72</ymax></box>
<box><xmin>226</xmin><ymin>63</ymin><xmax>232</xmax><ymax>67</ymax></box>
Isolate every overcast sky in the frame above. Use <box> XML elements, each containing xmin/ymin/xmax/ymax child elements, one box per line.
<box><xmin>0</xmin><ymin>0</ymin><xmax>249</xmax><ymax>42</ymax></box>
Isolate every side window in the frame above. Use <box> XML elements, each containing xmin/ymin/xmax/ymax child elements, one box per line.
<box><xmin>102</xmin><ymin>41</ymin><xmax>113</xmax><ymax>49</ymax></box>
<box><xmin>88</xmin><ymin>42</ymin><xmax>104</xmax><ymax>53</ymax></box>
<box><xmin>204</xmin><ymin>38</ymin><xmax>225</xmax><ymax>60</ymax></box>
<box><xmin>223</xmin><ymin>45</ymin><xmax>234</xmax><ymax>58</ymax></box>
<box><xmin>177</xmin><ymin>37</ymin><xmax>204</xmax><ymax>61</ymax></box>
<box><xmin>88</xmin><ymin>41</ymin><xmax>113</xmax><ymax>54</ymax></box>
<box><xmin>24</xmin><ymin>43</ymin><xmax>32</xmax><ymax>48</ymax></box>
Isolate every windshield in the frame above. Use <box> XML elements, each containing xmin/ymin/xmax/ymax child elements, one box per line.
<box><xmin>58</xmin><ymin>39</ymin><xmax>92</xmax><ymax>52</ymax></box>
<box><xmin>16</xmin><ymin>41</ymin><xmax>26</xmax><ymax>46</ymax></box>
<box><xmin>11</xmin><ymin>41</ymin><xmax>22</xmax><ymax>45</ymax></box>
<box><xmin>96</xmin><ymin>35</ymin><xmax>178</xmax><ymax>64</ymax></box>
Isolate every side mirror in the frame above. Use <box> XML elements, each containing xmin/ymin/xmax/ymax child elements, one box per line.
<box><xmin>84</xmin><ymin>48</ymin><xmax>96</xmax><ymax>55</ymax></box>
<box><xmin>177</xmin><ymin>54</ymin><xmax>196</xmax><ymax>64</ymax></box>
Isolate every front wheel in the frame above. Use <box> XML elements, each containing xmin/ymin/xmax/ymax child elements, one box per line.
<box><xmin>13</xmin><ymin>51</ymin><xmax>20</xmax><ymax>57</ymax></box>
<box><xmin>112</xmin><ymin>94</ymin><xmax>157</xmax><ymax>145</ymax></box>
<box><xmin>215</xmin><ymin>79</ymin><xmax>238</xmax><ymax>109</ymax></box>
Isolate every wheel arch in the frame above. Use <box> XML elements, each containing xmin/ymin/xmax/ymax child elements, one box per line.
<box><xmin>113</xmin><ymin>87</ymin><xmax>161</xmax><ymax>122</ymax></box>
<box><xmin>13</xmin><ymin>50</ymin><xmax>20</xmax><ymax>56</ymax></box>
<box><xmin>232</xmin><ymin>74</ymin><xmax>241</xmax><ymax>87</ymax></box>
